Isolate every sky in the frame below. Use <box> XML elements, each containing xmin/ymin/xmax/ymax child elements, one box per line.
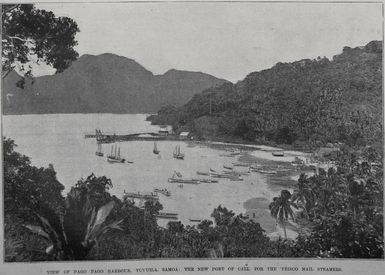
<box><xmin>34</xmin><ymin>2</ymin><xmax>383</xmax><ymax>82</ymax></box>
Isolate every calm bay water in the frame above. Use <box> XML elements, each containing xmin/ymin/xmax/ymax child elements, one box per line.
<box><xmin>3</xmin><ymin>114</ymin><xmax>290</xmax><ymax>230</ymax></box>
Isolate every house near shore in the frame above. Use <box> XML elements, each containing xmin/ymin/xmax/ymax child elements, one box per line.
<box><xmin>179</xmin><ymin>132</ymin><xmax>190</xmax><ymax>140</ymax></box>
<box><xmin>158</xmin><ymin>125</ymin><xmax>173</xmax><ymax>135</ymax></box>
<box><xmin>316</xmin><ymin>146</ymin><xmax>340</xmax><ymax>159</ymax></box>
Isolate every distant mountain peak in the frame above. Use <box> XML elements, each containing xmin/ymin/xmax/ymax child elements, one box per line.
<box><xmin>3</xmin><ymin>53</ymin><xmax>228</xmax><ymax>114</ymax></box>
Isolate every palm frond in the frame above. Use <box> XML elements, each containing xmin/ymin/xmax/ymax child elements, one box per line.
<box><xmin>23</xmin><ymin>224</ymin><xmax>50</xmax><ymax>239</ymax></box>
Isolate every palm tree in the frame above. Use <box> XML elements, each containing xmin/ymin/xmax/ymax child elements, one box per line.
<box><xmin>347</xmin><ymin>175</ymin><xmax>366</xmax><ymax>220</ymax></box>
<box><xmin>269</xmin><ymin>190</ymin><xmax>297</xmax><ymax>239</ymax></box>
<box><xmin>24</xmin><ymin>178</ymin><xmax>122</xmax><ymax>260</ymax></box>
<box><xmin>312</xmin><ymin>167</ymin><xmax>346</xmax><ymax>216</ymax></box>
<box><xmin>291</xmin><ymin>174</ymin><xmax>314</xmax><ymax>219</ymax></box>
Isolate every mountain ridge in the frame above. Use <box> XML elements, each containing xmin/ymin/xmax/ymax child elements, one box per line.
<box><xmin>2</xmin><ymin>53</ymin><xmax>228</xmax><ymax>114</ymax></box>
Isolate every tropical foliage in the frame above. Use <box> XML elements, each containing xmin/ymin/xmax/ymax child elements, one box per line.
<box><xmin>2</xmin><ymin>4</ymin><xmax>79</xmax><ymax>79</ymax></box>
<box><xmin>148</xmin><ymin>41</ymin><xmax>383</xmax><ymax>149</ymax></box>
<box><xmin>270</xmin><ymin>146</ymin><xmax>384</xmax><ymax>258</ymax></box>
<box><xmin>3</xmin><ymin>139</ymin><xmax>122</xmax><ymax>260</ymax></box>
<box><xmin>269</xmin><ymin>190</ymin><xmax>297</xmax><ymax>239</ymax></box>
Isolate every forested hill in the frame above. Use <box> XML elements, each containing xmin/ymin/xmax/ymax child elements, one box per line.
<box><xmin>149</xmin><ymin>41</ymin><xmax>383</xmax><ymax>148</ymax></box>
<box><xmin>2</xmin><ymin>54</ymin><xmax>228</xmax><ymax>114</ymax></box>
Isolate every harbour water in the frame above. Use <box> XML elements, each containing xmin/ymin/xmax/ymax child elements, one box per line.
<box><xmin>2</xmin><ymin>114</ymin><xmax>300</xmax><ymax>233</ymax></box>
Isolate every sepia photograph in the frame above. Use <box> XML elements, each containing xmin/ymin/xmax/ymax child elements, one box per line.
<box><xmin>1</xmin><ymin>0</ymin><xmax>384</xmax><ymax>273</ymax></box>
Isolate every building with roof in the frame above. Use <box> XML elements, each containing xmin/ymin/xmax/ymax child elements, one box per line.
<box><xmin>179</xmin><ymin>132</ymin><xmax>190</xmax><ymax>140</ymax></box>
<box><xmin>158</xmin><ymin>125</ymin><xmax>173</xmax><ymax>135</ymax></box>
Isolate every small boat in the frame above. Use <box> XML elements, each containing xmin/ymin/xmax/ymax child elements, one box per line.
<box><xmin>250</xmin><ymin>164</ymin><xmax>261</xmax><ymax>169</ymax></box>
<box><xmin>223</xmin><ymin>165</ymin><xmax>233</xmax><ymax>170</ymax></box>
<box><xmin>272</xmin><ymin>151</ymin><xmax>285</xmax><ymax>157</ymax></box>
<box><xmin>155</xmin><ymin>212</ymin><xmax>178</xmax><ymax>219</ymax></box>
<box><xmin>196</xmin><ymin>171</ymin><xmax>210</xmax><ymax>176</ymax></box>
<box><xmin>198</xmin><ymin>178</ymin><xmax>218</xmax><ymax>183</ymax></box>
<box><xmin>189</xmin><ymin>218</ymin><xmax>202</xmax><ymax>223</ymax></box>
<box><xmin>173</xmin><ymin>145</ymin><xmax>184</xmax><ymax>159</ymax></box>
<box><xmin>153</xmin><ymin>142</ymin><xmax>160</xmax><ymax>154</ymax></box>
<box><xmin>210</xmin><ymin>171</ymin><xmax>236</xmax><ymax>179</ymax></box>
<box><xmin>95</xmin><ymin>142</ymin><xmax>103</xmax><ymax>157</ymax></box>
<box><xmin>123</xmin><ymin>191</ymin><xmax>159</xmax><ymax>201</ymax></box>
<box><xmin>260</xmin><ymin>170</ymin><xmax>277</xmax><ymax>174</ymax></box>
<box><xmin>229</xmin><ymin>176</ymin><xmax>244</xmax><ymax>181</ymax></box>
<box><xmin>232</xmin><ymin>162</ymin><xmax>249</xmax><ymax>167</ymax></box>
<box><xmin>223</xmin><ymin>170</ymin><xmax>250</xmax><ymax>176</ymax></box>
<box><xmin>107</xmin><ymin>144</ymin><xmax>125</xmax><ymax>163</ymax></box>
<box><xmin>210</xmin><ymin>172</ymin><xmax>230</xmax><ymax>178</ymax></box>
<box><xmin>251</xmin><ymin>168</ymin><xmax>277</xmax><ymax>174</ymax></box>
<box><xmin>168</xmin><ymin>177</ymin><xmax>200</xmax><ymax>184</ymax></box>
<box><xmin>154</xmin><ymin>188</ymin><xmax>170</xmax><ymax>196</ymax></box>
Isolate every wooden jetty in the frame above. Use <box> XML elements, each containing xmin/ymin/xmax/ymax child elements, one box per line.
<box><xmin>155</xmin><ymin>212</ymin><xmax>179</xmax><ymax>219</ymax></box>
<box><xmin>85</xmin><ymin>129</ymin><xmax>180</xmax><ymax>143</ymax></box>
<box><xmin>123</xmin><ymin>191</ymin><xmax>159</xmax><ymax>201</ymax></box>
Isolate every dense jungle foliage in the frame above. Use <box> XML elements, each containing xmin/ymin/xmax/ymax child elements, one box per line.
<box><xmin>148</xmin><ymin>41</ymin><xmax>382</xmax><ymax>149</ymax></box>
<box><xmin>3</xmin><ymin>138</ymin><xmax>383</xmax><ymax>261</ymax></box>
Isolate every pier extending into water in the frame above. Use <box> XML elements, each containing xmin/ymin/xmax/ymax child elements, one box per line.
<box><xmin>85</xmin><ymin>129</ymin><xmax>181</xmax><ymax>143</ymax></box>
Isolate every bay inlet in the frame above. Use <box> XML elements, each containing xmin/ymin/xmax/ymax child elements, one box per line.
<box><xmin>3</xmin><ymin>113</ymin><xmax>301</xmax><ymax>235</ymax></box>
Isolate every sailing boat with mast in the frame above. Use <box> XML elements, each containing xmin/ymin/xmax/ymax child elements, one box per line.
<box><xmin>107</xmin><ymin>144</ymin><xmax>125</xmax><ymax>163</ymax></box>
<box><xmin>153</xmin><ymin>141</ymin><xmax>160</xmax><ymax>154</ymax></box>
<box><xmin>173</xmin><ymin>145</ymin><xmax>184</xmax><ymax>160</ymax></box>
<box><xmin>95</xmin><ymin>142</ymin><xmax>103</xmax><ymax>157</ymax></box>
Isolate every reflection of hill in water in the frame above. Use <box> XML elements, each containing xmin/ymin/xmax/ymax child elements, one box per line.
<box><xmin>243</xmin><ymin>197</ymin><xmax>270</xmax><ymax>209</ymax></box>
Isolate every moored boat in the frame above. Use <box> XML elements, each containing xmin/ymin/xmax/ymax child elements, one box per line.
<box><xmin>153</xmin><ymin>141</ymin><xmax>160</xmax><ymax>154</ymax></box>
<box><xmin>95</xmin><ymin>142</ymin><xmax>103</xmax><ymax>157</ymax></box>
<box><xmin>210</xmin><ymin>173</ymin><xmax>231</xmax><ymax>178</ymax></box>
<box><xmin>168</xmin><ymin>177</ymin><xmax>200</xmax><ymax>184</ymax></box>
<box><xmin>232</xmin><ymin>162</ymin><xmax>249</xmax><ymax>167</ymax></box>
<box><xmin>209</xmin><ymin>170</ymin><xmax>244</xmax><ymax>181</ymax></box>
<box><xmin>250</xmin><ymin>164</ymin><xmax>262</xmax><ymax>169</ymax></box>
<box><xmin>272</xmin><ymin>151</ymin><xmax>285</xmax><ymax>157</ymax></box>
<box><xmin>107</xmin><ymin>144</ymin><xmax>125</xmax><ymax>163</ymax></box>
<box><xmin>123</xmin><ymin>191</ymin><xmax>159</xmax><ymax>200</ymax></box>
<box><xmin>250</xmin><ymin>168</ymin><xmax>277</xmax><ymax>174</ymax></box>
<box><xmin>229</xmin><ymin>176</ymin><xmax>244</xmax><ymax>181</ymax></box>
<box><xmin>223</xmin><ymin>170</ymin><xmax>250</xmax><ymax>176</ymax></box>
<box><xmin>198</xmin><ymin>178</ymin><xmax>218</xmax><ymax>183</ymax></box>
<box><xmin>173</xmin><ymin>145</ymin><xmax>184</xmax><ymax>159</ymax></box>
<box><xmin>155</xmin><ymin>212</ymin><xmax>178</xmax><ymax>219</ymax></box>
<box><xmin>196</xmin><ymin>171</ymin><xmax>210</xmax><ymax>176</ymax></box>
<box><xmin>189</xmin><ymin>218</ymin><xmax>202</xmax><ymax>222</ymax></box>
<box><xmin>154</xmin><ymin>188</ymin><xmax>170</xmax><ymax>196</ymax></box>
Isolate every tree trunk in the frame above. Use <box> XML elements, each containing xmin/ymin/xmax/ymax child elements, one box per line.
<box><xmin>282</xmin><ymin>221</ymin><xmax>287</xmax><ymax>239</ymax></box>
<box><xmin>353</xmin><ymin>207</ymin><xmax>357</xmax><ymax>220</ymax></box>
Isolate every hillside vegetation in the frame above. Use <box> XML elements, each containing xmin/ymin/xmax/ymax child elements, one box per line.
<box><xmin>149</xmin><ymin>41</ymin><xmax>383</xmax><ymax>149</ymax></box>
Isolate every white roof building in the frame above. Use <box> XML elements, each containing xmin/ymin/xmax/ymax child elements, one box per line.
<box><xmin>180</xmin><ymin>132</ymin><xmax>190</xmax><ymax>137</ymax></box>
